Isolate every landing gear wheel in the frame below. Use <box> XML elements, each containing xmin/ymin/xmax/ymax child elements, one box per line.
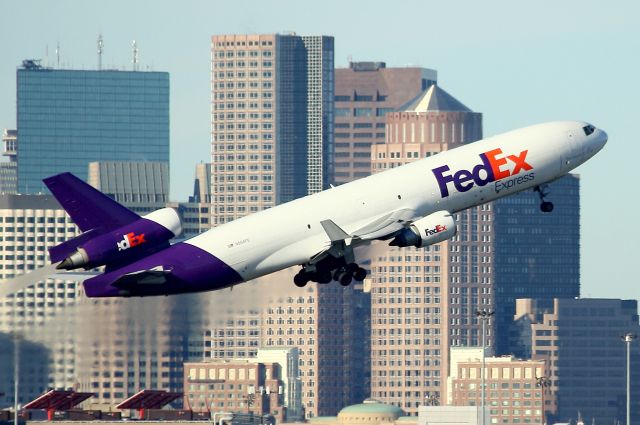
<box><xmin>339</xmin><ymin>272</ymin><xmax>353</xmax><ymax>286</ymax></box>
<box><xmin>534</xmin><ymin>185</ymin><xmax>554</xmax><ymax>213</ymax></box>
<box><xmin>540</xmin><ymin>201</ymin><xmax>554</xmax><ymax>213</ymax></box>
<box><xmin>294</xmin><ymin>272</ymin><xmax>309</xmax><ymax>288</ymax></box>
<box><xmin>317</xmin><ymin>271</ymin><xmax>332</xmax><ymax>284</ymax></box>
<box><xmin>353</xmin><ymin>267</ymin><xmax>367</xmax><ymax>281</ymax></box>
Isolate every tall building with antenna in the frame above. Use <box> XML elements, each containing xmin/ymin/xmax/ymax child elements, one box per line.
<box><xmin>16</xmin><ymin>59</ymin><xmax>169</xmax><ymax>194</ymax></box>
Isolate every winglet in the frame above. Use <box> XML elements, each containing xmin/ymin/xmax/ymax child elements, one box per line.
<box><xmin>320</xmin><ymin>220</ymin><xmax>351</xmax><ymax>242</ymax></box>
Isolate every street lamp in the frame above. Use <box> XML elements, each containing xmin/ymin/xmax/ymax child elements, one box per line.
<box><xmin>535</xmin><ymin>376</ymin><xmax>551</xmax><ymax>425</ymax></box>
<box><xmin>476</xmin><ymin>309</ymin><xmax>494</xmax><ymax>425</ymax></box>
<box><xmin>621</xmin><ymin>333</ymin><xmax>636</xmax><ymax>425</ymax></box>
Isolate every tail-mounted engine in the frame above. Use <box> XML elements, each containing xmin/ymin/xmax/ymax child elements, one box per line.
<box><xmin>54</xmin><ymin>208</ymin><xmax>182</xmax><ymax>270</ymax></box>
<box><xmin>390</xmin><ymin>210</ymin><xmax>456</xmax><ymax>248</ymax></box>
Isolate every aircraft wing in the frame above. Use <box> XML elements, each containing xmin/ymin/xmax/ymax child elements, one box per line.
<box><xmin>308</xmin><ymin>209</ymin><xmax>417</xmax><ymax>268</ymax></box>
<box><xmin>351</xmin><ymin>208</ymin><xmax>416</xmax><ymax>241</ymax></box>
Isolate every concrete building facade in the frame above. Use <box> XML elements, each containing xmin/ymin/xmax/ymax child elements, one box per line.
<box><xmin>183</xmin><ymin>360</ymin><xmax>286</xmax><ymax>422</ymax></box>
<box><xmin>450</xmin><ymin>355</ymin><xmax>547</xmax><ymax>425</ymax></box>
<box><xmin>210</xmin><ymin>33</ymin><xmax>334</xmax><ymax>225</ymax></box>
<box><xmin>333</xmin><ymin>62</ymin><xmax>437</xmax><ymax>185</ymax></box>
<box><xmin>0</xmin><ymin>129</ymin><xmax>18</xmax><ymax>194</ymax></box>
<box><xmin>201</xmin><ymin>284</ymin><xmax>368</xmax><ymax>418</ymax></box>
<box><xmin>369</xmin><ymin>85</ymin><xmax>484</xmax><ymax>414</ymax></box>
<box><xmin>511</xmin><ymin>298</ymin><xmax>640</xmax><ymax>425</ymax></box>
<box><xmin>87</xmin><ymin>161</ymin><xmax>170</xmax><ymax>214</ymax></box>
<box><xmin>0</xmin><ymin>194</ymin><xmax>79</xmax><ymax>407</ymax></box>
<box><xmin>208</xmin><ymin>33</ymin><xmax>367</xmax><ymax>418</ymax></box>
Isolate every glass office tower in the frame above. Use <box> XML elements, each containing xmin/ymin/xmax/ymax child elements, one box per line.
<box><xmin>17</xmin><ymin>62</ymin><xmax>169</xmax><ymax>194</ymax></box>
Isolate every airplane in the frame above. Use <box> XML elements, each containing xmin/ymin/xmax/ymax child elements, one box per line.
<box><xmin>0</xmin><ymin>121</ymin><xmax>607</xmax><ymax>297</ymax></box>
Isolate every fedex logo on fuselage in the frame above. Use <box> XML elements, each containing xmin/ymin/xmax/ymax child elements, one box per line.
<box><xmin>431</xmin><ymin>148</ymin><xmax>533</xmax><ymax>198</ymax></box>
<box><xmin>117</xmin><ymin>232</ymin><xmax>147</xmax><ymax>251</ymax></box>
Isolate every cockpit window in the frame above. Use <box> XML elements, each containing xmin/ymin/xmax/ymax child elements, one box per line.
<box><xmin>583</xmin><ymin>125</ymin><xmax>595</xmax><ymax>136</ymax></box>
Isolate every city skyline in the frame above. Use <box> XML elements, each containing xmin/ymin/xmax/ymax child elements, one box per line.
<box><xmin>0</xmin><ymin>2</ymin><xmax>637</xmax><ymax>309</ymax></box>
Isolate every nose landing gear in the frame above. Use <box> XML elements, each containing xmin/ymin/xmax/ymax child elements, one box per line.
<box><xmin>534</xmin><ymin>185</ymin><xmax>554</xmax><ymax>213</ymax></box>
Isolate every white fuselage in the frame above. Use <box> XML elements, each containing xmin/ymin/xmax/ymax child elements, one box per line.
<box><xmin>186</xmin><ymin>121</ymin><xmax>607</xmax><ymax>282</ymax></box>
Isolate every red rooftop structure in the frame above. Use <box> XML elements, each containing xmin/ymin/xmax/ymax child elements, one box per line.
<box><xmin>23</xmin><ymin>390</ymin><xmax>94</xmax><ymax>420</ymax></box>
<box><xmin>116</xmin><ymin>389</ymin><xmax>182</xmax><ymax>419</ymax></box>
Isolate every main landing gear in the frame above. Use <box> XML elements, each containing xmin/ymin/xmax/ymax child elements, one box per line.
<box><xmin>534</xmin><ymin>185</ymin><xmax>554</xmax><ymax>213</ymax></box>
<box><xmin>294</xmin><ymin>260</ymin><xmax>367</xmax><ymax>288</ymax></box>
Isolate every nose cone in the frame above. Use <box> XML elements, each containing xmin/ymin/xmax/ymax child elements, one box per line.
<box><xmin>595</xmin><ymin>128</ymin><xmax>608</xmax><ymax>152</ymax></box>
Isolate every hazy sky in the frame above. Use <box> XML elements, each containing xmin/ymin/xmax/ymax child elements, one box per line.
<box><xmin>1</xmin><ymin>0</ymin><xmax>638</xmax><ymax>300</ymax></box>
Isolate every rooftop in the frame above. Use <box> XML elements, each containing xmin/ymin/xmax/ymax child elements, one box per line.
<box><xmin>399</xmin><ymin>84</ymin><xmax>471</xmax><ymax>113</ymax></box>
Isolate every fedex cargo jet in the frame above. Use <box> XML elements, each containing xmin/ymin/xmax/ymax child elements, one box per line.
<box><xmin>1</xmin><ymin>121</ymin><xmax>607</xmax><ymax>297</ymax></box>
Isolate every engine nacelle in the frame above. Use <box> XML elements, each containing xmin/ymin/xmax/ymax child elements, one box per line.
<box><xmin>390</xmin><ymin>211</ymin><xmax>456</xmax><ymax>248</ymax></box>
<box><xmin>57</xmin><ymin>208</ymin><xmax>182</xmax><ymax>270</ymax></box>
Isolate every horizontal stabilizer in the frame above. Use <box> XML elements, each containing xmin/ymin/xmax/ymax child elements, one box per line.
<box><xmin>44</xmin><ymin>173</ymin><xmax>140</xmax><ymax>233</ymax></box>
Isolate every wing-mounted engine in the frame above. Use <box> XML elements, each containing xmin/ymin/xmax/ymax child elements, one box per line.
<box><xmin>389</xmin><ymin>210</ymin><xmax>456</xmax><ymax>248</ymax></box>
<box><xmin>54</xmin><ymin>208</ymin><xmax>182</xmax><ymax>270</ymax></box>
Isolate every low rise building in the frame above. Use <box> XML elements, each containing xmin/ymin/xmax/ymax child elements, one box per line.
<box><xmin>183</xmin><ymin>360</ymin><xmax>286</xmax><ymax>422</ymax></box>
<box><xmin>450</xmin><ymin>355</ymin><xmax>547</xmax><ymax>425</ymax></box>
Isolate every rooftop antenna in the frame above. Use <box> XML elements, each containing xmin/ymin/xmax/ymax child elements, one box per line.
<box><xmin>97</xmin><ymin>34</ymin><xmax>104</xmax><ymax>70</ymax></box>
<box><xmin>56</xmin><ymin>42</ymin><xmax>60</xmax><ymax>68</ymax></box>
<box><xmin>132</xmin><ymin>40</ymin><xmax>139</xmax><ymax>71</ymax></box>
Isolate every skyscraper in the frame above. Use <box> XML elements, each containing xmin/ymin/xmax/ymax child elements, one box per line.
<box><xmin>4</xmin><ymin>59</ymin><xmax>176</xmax><ymax>410</ymax></box>
<box><xmin>333</xmin><ymin>62</ymin><xmax>437</xmax><ymax>185</ymax></box>
<box><xmin>210</xmin><ymin>34</ymin><xmax>333</xmax><ymax>225</ymax></box>
<box><xmin>492</xmin><ymin>176</ymin><xmax>580</xmax><ymax>354</ymax></box>
<box><xmin>16</xmin><ymin>60</ymin><xmax>169</xmax><ymax>193</ymax></box>
<box><xmin>369</xmin><ymin>85</ymin><xmax>483</xmax><ymax>414</ymax></box>
<box><xmin>368</xmin><ymin>85</ymin><xmax>581</xmax><ymax>414</ymax></box>
<box><xmin>208</xmin><ymin>34</ymin><xmax>367</xmax><ymax>417</ymax></box>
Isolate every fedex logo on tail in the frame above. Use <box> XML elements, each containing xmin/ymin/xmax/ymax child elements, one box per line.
<box><xmin>432</xmin><ymin>148</ymin><xmax>534</xmax><ymax>198</ymax></box>
<box><xmin>117</xmin><ymin>232</ymin><xmax>147</xmax><ymax>251</ymax></box>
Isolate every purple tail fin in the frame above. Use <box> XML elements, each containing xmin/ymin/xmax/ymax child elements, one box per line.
<box><xmin>44</xmin><ymin>173</ymin><xmax>141</xmax><ymax>262</ymax></box>
<box><xmin>44</xmin><ymin>173</ymin><xmax>140</xmax><ymax>232</ymax></box>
